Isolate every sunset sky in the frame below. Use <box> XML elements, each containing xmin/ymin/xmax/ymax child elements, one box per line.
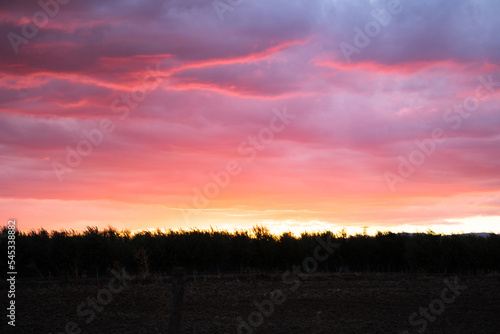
<box><xmin>1</xmin><ymin>0</ymin><xmax>500</xmax><ymax>235</ymax></box>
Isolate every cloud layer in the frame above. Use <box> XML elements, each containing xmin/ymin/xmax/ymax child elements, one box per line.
<box><xmin>1</xmin><ymin>0</ymin><xmax>500</xmax><ymax>233</ymax></box>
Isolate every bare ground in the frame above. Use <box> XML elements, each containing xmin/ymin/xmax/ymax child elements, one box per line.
<box><xmin>4</xmin><ymin>273</ymin><xmax>500</xmax><ymax>333</ymax></box>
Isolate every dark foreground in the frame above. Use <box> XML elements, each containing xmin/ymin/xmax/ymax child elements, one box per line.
<box><xmin>4</xmin><ymin>273</ymin><xmax>500</xmax><ymax>333</ymax></box>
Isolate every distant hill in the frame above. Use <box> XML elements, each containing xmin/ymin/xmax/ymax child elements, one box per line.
<box><xmin>398</xmin><ymin>232</ymin><xmax>496</xmax><ymax>238</ymax></box>
<box><xmin>467</xmin><ymin>232</ymin><xmax>495</xmax><ymax>238</ymax></box>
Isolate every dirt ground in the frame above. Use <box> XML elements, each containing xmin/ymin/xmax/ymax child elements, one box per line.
<box><xmin>4</xmin><ymin>273</ymin><xmax>500</xmax><ymax>333</ymax></box>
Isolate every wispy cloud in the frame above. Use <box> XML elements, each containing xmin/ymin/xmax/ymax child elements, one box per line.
<box><xmin>1</xmin><ymin>0</ymin><xmax>499</xmax><ymax>233</ymax></box>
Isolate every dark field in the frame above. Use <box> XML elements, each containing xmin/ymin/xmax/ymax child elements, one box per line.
<box><xmin>5</xmin><ymin>273</ymin><xmax>500</xmax><ymax>334</ymax></box>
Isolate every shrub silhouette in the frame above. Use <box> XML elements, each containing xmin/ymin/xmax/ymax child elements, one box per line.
<box><xmin>1</xmin><ymin>226</ymin><xmax>499</xmax><ymax>279</ymax></box>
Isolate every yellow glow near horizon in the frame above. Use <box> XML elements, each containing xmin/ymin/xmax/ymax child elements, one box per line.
<box><xmin>126</xmin><ymin>215</ymin><xmax>500</xmax><ymax>238</ymax></box>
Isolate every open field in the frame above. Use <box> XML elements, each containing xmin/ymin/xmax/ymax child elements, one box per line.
<box><xmin>4</xmin><ymin>273</ymin><xmax>500</xmax><ymax>333</ymax></box>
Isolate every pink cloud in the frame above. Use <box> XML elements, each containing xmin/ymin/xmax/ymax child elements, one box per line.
<box><xmin>1</xmin><ymin>0</ymin><xmax>500</xmax><ymax>233</ymax></box>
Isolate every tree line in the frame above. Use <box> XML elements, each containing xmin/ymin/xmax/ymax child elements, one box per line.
<box><xmin>1</xmin><ymin>226</ymin><xmax>499</xmax><ymax>279</ymax></box>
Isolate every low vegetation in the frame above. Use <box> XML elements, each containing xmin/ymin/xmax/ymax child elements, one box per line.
<box><xmin>2</xmin><ymin>226</ymin><xmax>499</xmax><ymax>279</ymax></box>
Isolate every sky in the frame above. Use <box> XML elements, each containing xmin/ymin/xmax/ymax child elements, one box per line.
<box><xmin>1</xmin><ymin>0</ymin><xmax>500</xmax><ymax>236</ymax></box>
